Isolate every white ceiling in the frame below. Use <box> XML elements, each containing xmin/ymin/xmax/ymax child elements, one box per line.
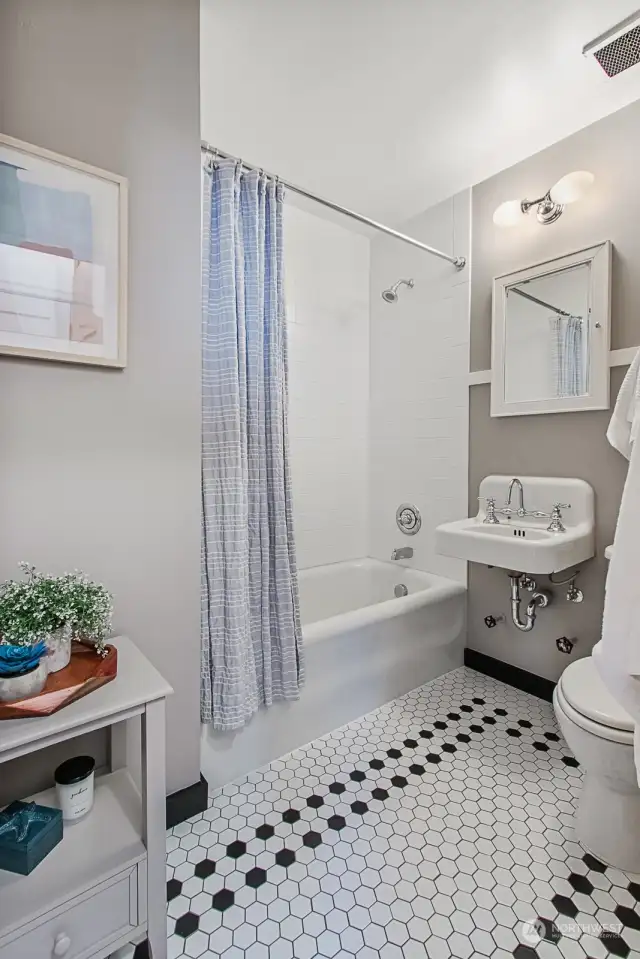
<box><xmin>201</xmin><ymin>0</ymin><xmax>640</xmax><ymax>225</ymax></box>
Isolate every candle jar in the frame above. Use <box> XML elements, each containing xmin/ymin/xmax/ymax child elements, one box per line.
<box><xmin>54</xmin><ymin>756</ymin><xmax>95</xmax><ymax>822</ymax></box>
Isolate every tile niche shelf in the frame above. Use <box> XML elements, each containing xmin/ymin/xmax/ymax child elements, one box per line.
<box><xmin>0</xmin><ymin>636</ymin><xmax>172</xmax><ymax>959</ymax></box>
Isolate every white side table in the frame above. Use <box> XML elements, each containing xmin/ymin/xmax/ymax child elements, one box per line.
<box><xmin>0</xmin><ymin>636</ymin><xmax>172</xmax><ymax>959</ymax></box>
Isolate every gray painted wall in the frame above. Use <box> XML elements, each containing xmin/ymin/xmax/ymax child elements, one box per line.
<box><xmin>468</xmin><ymin>100</ymin><xmax>640</xmax><ymax>682</ymax></box>
<box><xmin>0</xmin><ymin>0</ymin><xmax>202</xmax><ymax>794</ymax></box>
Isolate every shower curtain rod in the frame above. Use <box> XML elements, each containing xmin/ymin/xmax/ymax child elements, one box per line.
<box><xmin>201</xmin><ymin>141</ymin><xmax>466</xmax><ymax>270</ymax></box>
<box><xmin>509</xmin><ymin>285</ymin><xmax>572</xmax><ymax>317</ymax></box>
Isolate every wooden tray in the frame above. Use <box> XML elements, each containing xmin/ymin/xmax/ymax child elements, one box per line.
<box><xmin>0</xmin><ymin>643</ymin><xmax>117</xmax><ymax>719</ymax></box>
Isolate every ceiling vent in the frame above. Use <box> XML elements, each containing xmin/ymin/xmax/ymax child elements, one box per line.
<box><xmin>583</xmin><ymin>10</ymin><xmax>640</xmax><ymax>77</ymax></box>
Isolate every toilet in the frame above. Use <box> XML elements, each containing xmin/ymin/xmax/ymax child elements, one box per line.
<box><xmin>553</xmin><ymin>655</ymin><xmax>640</xmax><ymax>873</ymax></box>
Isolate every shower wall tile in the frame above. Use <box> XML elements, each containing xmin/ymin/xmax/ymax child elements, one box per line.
<box><xmin>368</xmin><ymin>191</ymin><xmax>471</xmax><ymax>583</ymax></box>
<box><xmin>284</xmin><ymin>205</ymin><xmax>370</xmax><ymax>570</ymax></box>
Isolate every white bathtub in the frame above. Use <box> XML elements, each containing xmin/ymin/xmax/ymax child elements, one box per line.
<box><xmin>200</xmin><ymin>558</ymin><xmax>465</xmax><ymax>789</ymax></box>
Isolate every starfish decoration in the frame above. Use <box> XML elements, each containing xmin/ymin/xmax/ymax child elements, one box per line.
<box><xmin>0</xmin><ymin>802</ymin><xmax>51</xmax><ymax>843</ymax></box>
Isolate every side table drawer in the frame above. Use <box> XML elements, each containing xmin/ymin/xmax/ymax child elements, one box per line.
<box><xmin>0</xmin><ymin>865</ymin><xmax>140</xmax><ymax>959</ymax></box>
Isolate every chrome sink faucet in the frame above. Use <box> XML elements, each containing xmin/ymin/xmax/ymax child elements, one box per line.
<box><xmin>481</xmin><ymin>478</ymin><xmax>572</xmax><ymax>532</ymax></box>
<box><xmin>506</xmin><ymin>478</ymin><xmax>525</xmax><ymax>516</ymax></box>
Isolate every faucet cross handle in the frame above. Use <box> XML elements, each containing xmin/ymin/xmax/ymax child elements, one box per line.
<box><xmin>482</xmin><ymin>496</ymin><xmax>500</xmax><ymax>524</ymax></box>
<box><xmin>548</xmin><ymin>502</ymin><xmax>571</xmax><ymax>533</ymax></box>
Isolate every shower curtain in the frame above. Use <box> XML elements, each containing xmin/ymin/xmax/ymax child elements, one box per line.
<box><xmin>201</xmin><ymin>158</ymin><xmax>303</xmax><ymax>730</ymax></box>
<box><xmin>549</xmin><ymin>314</ymin><xmax>586</xmax><ymax>398</ymax></box>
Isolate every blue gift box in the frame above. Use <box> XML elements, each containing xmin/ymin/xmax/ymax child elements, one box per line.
<box><xmin>0</xmin><ymin>800</ymin><xmax>63</xmax><ymax>875</ymax></box>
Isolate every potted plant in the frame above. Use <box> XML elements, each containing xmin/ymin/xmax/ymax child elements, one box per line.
<box><xmin>0</xmin><ymin>564</ymin><xmax>113</xmax><ymax>674</ymax></box>
<box><xmin>0</xmin><ymin>640</ymin><xmax>48</xmax><ymax>702</ymax></box>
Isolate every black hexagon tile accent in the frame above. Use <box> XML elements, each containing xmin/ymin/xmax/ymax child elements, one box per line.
<box><xmin>600</xmin><ymin>932</ymin><xmax>631</xmax><ymax>957</ymax></box>
<box><xmin>166</xmin><ymin>665</ymin><xmax>640</xmax><ymax>959</ymax></box>
<box><xmin>302</xmin><ymin>830</ymin><xmax>322</xmax><ymax>848</ymax></box>
<box><xmin>211</xmin><ymin>888</ymin><xmax>234</xmax><ymax>912</ymax></box>
<box><xmin>535</xmin><ymin>917</ymin><xmax>562</xmax><ymax>943</ymax></box>
<box><xmin>616</xmin><ymin>905</ymin><xmax>640</xmax><ymax>931</ymax></box>
<box><xmin>327</xmin><ymin>814</ymin><xmax>346</xmax><ymax>831</ymax></box>
<box><xmin>328</xmin><ymin>781</ymin><xmax>346</xmax><ymax>795</ymax></box>
<box><xmin>166</xmin><ymin>878</ymin><xmax>182</xmax><ymax>902</ymax></box>
<box><xmin>569</xmin><ymin>872</ymin><xmax>594</xmax><ymax>895</ymax></box>
<box><xmin>225</xmin><ymin>839</ymin><xmax>245</xmax><ymax>858</ymax></box>
<box><xmin>562</xmin><ymin>754</ymin><xmax>580</xmax><ymax>767</ymax></box>
<box><xmin>275</xmin><ymin>847</ymin><xmax>296</xmax><ymax>868</ymax></box>
<box><xmin>254</xmin><ymin>822</ymin><xmax>274</xmax><ymax>840</ymax></box>
<box><xmin>281</xmin><ymin>807</ymin><xmax>301</xmax><ymax>823</ymax></box>
<box><xmin>371</xmin><ymin>786</ymin><xmax>388</xmax><ymax>801</ymax></box>
<box><xmin>193</xmin><ymin>857</ymin><xmax>215</xmax><ymax>879</ymax></box>
<box><xmin>552</xmin><ymin>894</ymin><xmax>579</xmax><ymax>918</ymax></box>
<box><xmin>244</xmin><ymin>866</ymin><xmax>267</xmax><ymax>888</ymax></box>
<box><xmin>174</xmin><ymin>912</ymin><xmax>199</xmax><ymax>938</ymax></box>
<box><xmin>513</xmin><ymin>947</ymin><xmax>539</xmax><ymax>959</ymax></box>
<box><xmin>583</xmin><ymin>852</ymin><xmax>607</xmax><ymax>872</ymax></box>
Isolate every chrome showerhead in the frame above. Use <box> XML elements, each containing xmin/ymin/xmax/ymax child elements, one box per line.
<box><xmin>381</xmin><ymin>278</ymin><xmax>414</xmax><ymax>303</ymax></box>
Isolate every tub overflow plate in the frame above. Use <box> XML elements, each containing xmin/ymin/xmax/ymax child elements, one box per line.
<box><xmin>396</xmin><ymin>503</ymin><xmax>421</xmax><ymax>536</ymax></box>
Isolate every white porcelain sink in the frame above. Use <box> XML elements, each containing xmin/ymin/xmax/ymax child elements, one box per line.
<box><xmin>436</xmin><ymin>475</ymin><xmax>595</xmax><ymax>574</ymax></box>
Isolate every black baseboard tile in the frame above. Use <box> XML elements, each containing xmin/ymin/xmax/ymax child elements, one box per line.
<box><xmin>464</xmin><ymin>647</ymin><xmax>556</xmax><ymax>702</ymax></box>
<box><xmin>166</xmin><ymin>773</ymin><xmax>208</xmax><ymax>829</ymax></box>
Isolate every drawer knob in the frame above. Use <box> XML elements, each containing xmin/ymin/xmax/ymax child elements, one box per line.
<box><xmin>53</xmin><ymin>933</ymin><xmax>71</xmax><ymax>956</ymax></box>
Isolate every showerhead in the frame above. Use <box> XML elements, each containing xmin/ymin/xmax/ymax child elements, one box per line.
<box><xmin>381</xmin><ymin>278</ymin><xmax>414</xmax><ymax>303</ymax></box>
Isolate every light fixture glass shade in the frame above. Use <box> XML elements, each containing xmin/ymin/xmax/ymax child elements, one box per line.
<box><xmin>493</xmin><ymin>200</ymin><xmax>522</xmax><ymax>227</ymax></box>
<box><xmin>549</xmin><ymin>170</ymin><xmax>594</xmax><ymax>205</ymax></box>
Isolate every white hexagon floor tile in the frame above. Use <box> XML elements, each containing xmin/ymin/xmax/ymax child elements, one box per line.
<box><xmin>164</xmin><ymin>667</ymin><xmax>640</xmax><ymax>959</ymax></box>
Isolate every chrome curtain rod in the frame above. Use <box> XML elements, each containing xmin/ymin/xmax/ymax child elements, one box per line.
<box><xmin>509</xmin><ymin>285</ymin><xmax>572</xmax><ymax>317</ymax></box>
<box><xmin>201</xmin><ymin>141</ymin><xmax>466</xmax><ymax>270</ymax></box>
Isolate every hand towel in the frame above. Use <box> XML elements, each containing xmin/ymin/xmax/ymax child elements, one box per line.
<box><xmin>594</xmin><ymin>348</ymin><xmax>640</xmax><ymax>783</ymax></box>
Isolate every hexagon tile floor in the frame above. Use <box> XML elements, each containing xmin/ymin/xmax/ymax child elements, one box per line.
<box><xmin>166</xmin><ymin>667</ymin><xmax>640</xmax><ymax>959</ymax></box>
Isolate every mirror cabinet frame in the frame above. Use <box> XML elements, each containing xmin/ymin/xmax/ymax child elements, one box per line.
<box><xmin>490</xmin><ymin>241</ymin><xmax>611</xmax><ymax>417</ymax></box>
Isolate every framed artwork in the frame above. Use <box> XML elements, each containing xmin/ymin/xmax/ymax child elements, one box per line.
<box><xmin>0</xmin><ymin>134</ymin><xmax>128</xmax><ymax>367</ymax></box>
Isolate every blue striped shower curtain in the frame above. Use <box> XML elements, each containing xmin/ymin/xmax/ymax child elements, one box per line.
<box><xmin>549</xmin><ymin>315</ymin><xmax>586</xmax><ymax>398</ymax></box>
<box><xmin>201</xmin><ymin>159</ymin><xmax>304</xmax><ymax>730</ymax></box>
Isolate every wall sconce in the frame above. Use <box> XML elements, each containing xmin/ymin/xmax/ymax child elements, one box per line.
<box><xmin>493</xmin><ymin>171</ymin><xmax>594</xmax><ymax>227</ymax></box>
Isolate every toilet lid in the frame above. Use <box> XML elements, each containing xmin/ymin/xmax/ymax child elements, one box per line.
<box><xmin>559</xmin><ymin>657</ymin><xmax>634</xmax><ymax>732</ymax></box>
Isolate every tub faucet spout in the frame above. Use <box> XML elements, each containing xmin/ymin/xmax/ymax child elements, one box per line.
<box><xmin>391</xmin><ymin>547</ymin><xmax>413</xmax><ymax>560</ymax></box>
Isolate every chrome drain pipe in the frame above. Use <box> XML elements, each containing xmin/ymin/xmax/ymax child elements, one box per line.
<box><xmin>509</xmin><ymin>573</ymin><xmax>550</xmax><ymax>632</ymax></box>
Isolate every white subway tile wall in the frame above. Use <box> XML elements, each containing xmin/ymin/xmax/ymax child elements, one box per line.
<box><xmin>285</xmin><ymin>192</ymin><xmax>470</xmax><ymax>581</ymax></box>
<box><xmin>369</xmin><ymin>192</ymin><xmax>471</xmax><ymax>583</ymax></box>
<box><xmin>285</xmin><ymin>205</ymin><xmax>370</xmax><ymax>570</ymax></box>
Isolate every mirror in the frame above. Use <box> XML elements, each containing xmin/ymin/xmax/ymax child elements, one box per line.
<box><xmin>491</xmin><ymin>242</ymin><xmax>611</xmax><ymax>417</ymax></box>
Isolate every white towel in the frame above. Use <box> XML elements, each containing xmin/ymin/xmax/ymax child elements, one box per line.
<box><xmin>594</xmin><ymin>348</ymin><xmax>640</xmax><ymax>782</ymax></box>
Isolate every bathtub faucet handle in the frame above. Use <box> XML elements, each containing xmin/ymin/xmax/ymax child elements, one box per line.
<box><xmin>391</xmin><ymin>546</ymin><xmax>413</xmax><ymax>561</ymax></box>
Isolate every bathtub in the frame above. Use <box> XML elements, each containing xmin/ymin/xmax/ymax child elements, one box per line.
<box><xmin>200</xmin><ymin>558</ymin><xmax>466</xmax><ymax>789</ymax></box>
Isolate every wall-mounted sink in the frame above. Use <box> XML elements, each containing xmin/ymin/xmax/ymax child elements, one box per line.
<box><xmin>435</xmin><ymin>475</ymin><xmax>595</xmax><ymax>574</ymax></box>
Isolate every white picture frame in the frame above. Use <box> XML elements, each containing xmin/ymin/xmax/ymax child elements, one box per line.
<box><xmin>490</xmin><ymin>241</ymin><xmax>611</xmax><ymax>417</ymax></box>
<box><xmin>0</xmin><ymin>134</ymin><xmax>128</xmax><ymax>368</ymax></box>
